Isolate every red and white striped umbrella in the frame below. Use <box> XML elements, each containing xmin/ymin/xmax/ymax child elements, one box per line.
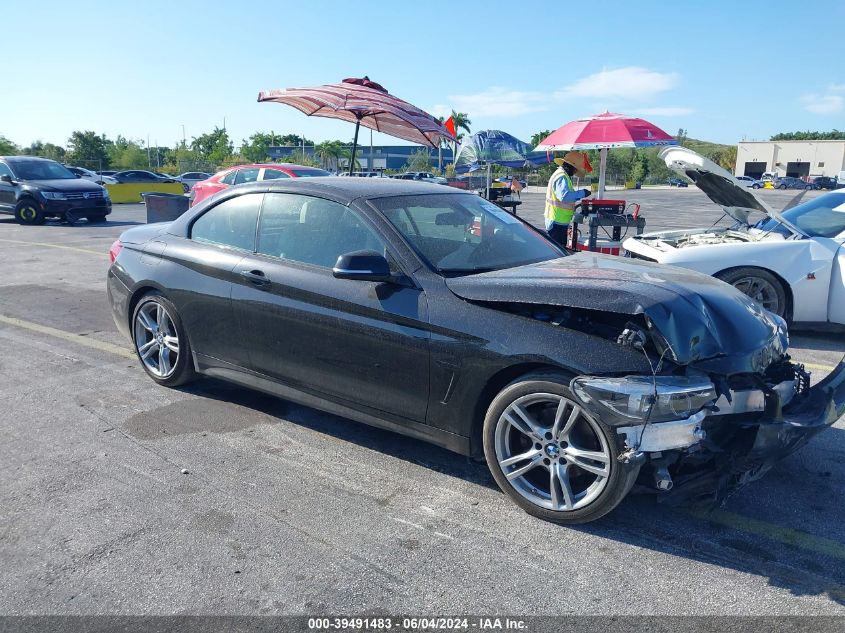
<box><xmin>534</xmin><ymin>112</ymin><xmax>678</xmax><ymax>197</ymax></box>
<box><xmin>258</xmin><ymin>77</ymin><xmax>455</xmax><ymax>174</ymax></box>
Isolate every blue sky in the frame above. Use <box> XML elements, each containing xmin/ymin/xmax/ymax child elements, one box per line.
<box><xmin>3</xmin><ymin>0</ymin><xmax>843</xmax><ymax>150</ymax></box>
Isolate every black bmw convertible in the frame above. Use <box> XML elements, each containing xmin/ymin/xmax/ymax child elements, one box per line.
<box><xmin>107</xmin><ymin>178</ymin><xmax>845</xmax><ymax>524</ymax></box>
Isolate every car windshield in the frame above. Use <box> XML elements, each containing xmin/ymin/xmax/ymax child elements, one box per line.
<box><xmin>11</xmin><ymin>160</ymin><xmax>76</xmax><ymax>180</ymax></box>
<box><xmin>755</xmin><ymin>192</ymin><xmax>845</xmax><ymax>238</ymax></box>
<box><xmin>371</xmin><ymin>193</ymin><xmax>563</xmax><ymax>276</ymax></box>
<box><xmin>290</xmin><ymin>168</ymin><xmax>330</xmax><ymax>178</ymax></box>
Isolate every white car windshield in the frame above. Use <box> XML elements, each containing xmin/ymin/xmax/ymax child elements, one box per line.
<box><xmin>756</xmin><ymin>192</ymin><xmax>845</xmax><ymax>238</ymax></box>
<box><xmin>371</xmin><ymin>193</ymin><xmax>563</xmax><ymax>276</ymax></box>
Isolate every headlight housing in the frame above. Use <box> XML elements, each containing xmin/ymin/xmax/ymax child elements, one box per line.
<box><xmin>571</xmin><ymin>375</ymin><xmax>717</xmax><ymax>426</ymax></box>
<box><xmin>101</xmin><ymin>187</ymin><xmax>110</xmax><ymax>198</ymax></box>
<box><xmin>41</xmin><ymin>191</ymin><xmax>66</xmax><ymax>200</ymax></box>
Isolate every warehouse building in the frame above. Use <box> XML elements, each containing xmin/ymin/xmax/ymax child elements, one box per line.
<box><xmin>735</xmin><ymin>140</ymin><xmax>845</xmax><ymax>179</ymax></box>
<box><xmin>268</xmin><ymin>145</ymin><xmax>454</xmax><ymax>171</ymax></box>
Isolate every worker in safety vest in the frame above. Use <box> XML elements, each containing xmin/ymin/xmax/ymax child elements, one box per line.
<box><xmin>544</xmin><ymin>151</ymin><xmax>593</xmax><ymax>245</ymax></box>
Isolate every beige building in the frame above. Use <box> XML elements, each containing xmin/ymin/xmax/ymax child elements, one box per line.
<box><xmin>735</xmin><ymin>140</ymin><xmax>845</xmax><ymax>179</ymax></box>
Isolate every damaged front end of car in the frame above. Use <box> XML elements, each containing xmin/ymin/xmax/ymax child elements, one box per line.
<box><xmin>447</xmin><ymin>255</ymin><xmax>845</xmax><ymax>507</ymax></box>
<box><xmin>565</xmin><ymin>305</ymin><xmax>845</xmax><ymax>507</ymax></box>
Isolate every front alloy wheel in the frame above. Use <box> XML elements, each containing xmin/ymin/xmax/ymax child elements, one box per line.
<box><xmin>483</xmin><ymin>373</ymin><xmax>639</xmax><ymax>524</ymax></box>
<box><xmin>132</xmin><ymin>294</ymin><xmax>195</xmax><ymax>387</ymax></box>
<box><xmin>495</xmin><ymin>393</ymin><xmax>611</xmax><ymax>511</ymax></box>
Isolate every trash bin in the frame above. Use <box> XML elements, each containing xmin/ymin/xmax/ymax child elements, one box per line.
<box><xmin>141</xmin><ymin>192</ymin><xmax>190</xmax><ymax>223</ymax></box>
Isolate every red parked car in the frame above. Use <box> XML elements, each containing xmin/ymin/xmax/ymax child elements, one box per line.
<box><xmin>190</xmin><ymin>163</ymin><xmax>331</xmax><ymax>206</ymax></box>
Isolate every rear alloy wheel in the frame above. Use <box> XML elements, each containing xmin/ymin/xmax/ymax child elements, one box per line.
<box><xmin>14</xmin><ymin>200</ymin><xmax>44</xmax><ymax>225</ymax></box>
<box><xmin>132</xmin><ymin>294</ymin><xmax>195</xmax><ymax>387</ymax></box>
<box><xmin>717</xmin><ymin>267</ymin><xmax>787</xmax><ymax>317</ymax></box>
<box><xmin>483</xmin><ymin>373</ymin><xmax>639</xmax><ymax>524</ymax></box>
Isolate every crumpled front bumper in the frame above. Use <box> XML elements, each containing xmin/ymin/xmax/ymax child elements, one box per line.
<box><xmin>662</xmin><ymin>356</ymin><xmax>845</xmax><ymax>506</ymax></box>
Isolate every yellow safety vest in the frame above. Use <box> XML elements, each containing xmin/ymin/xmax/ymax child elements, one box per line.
<box><xmin>544</xmin><ymin>168</ymin><xmax>576</xmax><ymax>225</ymax></box>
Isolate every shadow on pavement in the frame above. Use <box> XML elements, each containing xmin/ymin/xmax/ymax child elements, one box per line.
<box><xmin>180</xmin><ymin>377</ymin><xmax>845</xmax><ymax>606</ymax></box>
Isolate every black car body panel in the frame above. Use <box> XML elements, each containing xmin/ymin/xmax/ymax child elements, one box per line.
<box><xmin>107</xmin><ymin>178</ymin><xmax>845</xmax><ymax>508</ymax></box>
<box><xmin>444</xmin><ymin>255</ymin><xmax>782</xmax><ymax>370</ymax></box>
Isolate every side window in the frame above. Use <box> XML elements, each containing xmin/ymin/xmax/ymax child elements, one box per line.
<box><xmin>0</xmin><ymin>162</ymin><xmax>13</xmax><ymax>178</ymax></box>
<box><xmin>257</xmin><ymin>193</ymin><xmax>385</xmax><ymax>268</ymax></box>
<box><xmin>220</xmin><ymin>170</ymin><xmax>237</xmax><ymax>185</ymax></box>
<box><xmin>261</xmin><ymin>168</ymin><xmax>290</xmax><ymax>181</ymax></box>
<box><xmin>234</xmin><ymin>168</ymin><xmax>260</xmax><ymax>185</ymax></box>
<box><xmin>190</xmin><ymin>193</ymin><xmax>261</xmax><ymax>251</ymax></box>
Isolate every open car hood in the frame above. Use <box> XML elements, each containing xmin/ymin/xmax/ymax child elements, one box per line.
<box><xmin>660</xmin><ymin>147</ymin><xmax>792</xmax><ymax>229</ymax></box>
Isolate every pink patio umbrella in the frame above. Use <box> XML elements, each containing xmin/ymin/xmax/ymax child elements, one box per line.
<box><xmin>534</xmin><ymin>111</ymin><xmax>678</xmax><ymax>198</ymax></box>
<box><xmin>258</xmin><ymin>76</ymin><xmax>456</xmax><ymax>175</ymax></box>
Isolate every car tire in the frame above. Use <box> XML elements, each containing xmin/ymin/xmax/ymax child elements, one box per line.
<box><xmin>716</xmin><ymin>267</ymin><xmax>787</xmax><ymax>318</ymax></box>
<box><xmin>752</xmin><ymin>184</ymin><xmax>761</xmax><ymax>189</ymax></box>
<box><xmin>131</xmin><ymin>293</ymin><xmax>196</xmax><ymax>388</ymax></box>
<box><xmin>88</xmin><ymin>214</ymin><xmax>107</xmax><ymax>224</ymax></box>
<box><xmin>14</xmin><ymin>199</ymin><xmax>45</xmax><ymax>225</ymax></box>
<box><xmin>777</xmin><ymin>184</ymin><xmax>786</xmax><ymax>189</ymax></box>
<box><xmin>483</xmin><ymin>371</ymin><xmax>639</xmax><ymax>525</ymax></box>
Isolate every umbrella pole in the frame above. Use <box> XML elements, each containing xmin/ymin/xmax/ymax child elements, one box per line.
<box><xmin>349</xmin><ymin>118</ymin><xmax>361</xmax><ymax>176</ymax></box>
<box><xmin>597</xmin><ymin>147</ymin><xmax>608</xmax><ymax>199</ymax></box>
<box><xmin>486</xmin><ymin>162</ymin><xmax>492</xmax><ymax>200</ymax></box>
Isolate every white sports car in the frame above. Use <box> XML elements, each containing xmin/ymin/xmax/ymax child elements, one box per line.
<box><xmin>623</xmin><ymin>147</ymin><xmax>845</xmax><ymax>326</ymax></box>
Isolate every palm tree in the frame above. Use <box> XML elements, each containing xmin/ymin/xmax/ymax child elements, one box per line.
<box><xmin>450</xmin><ymin>110</ymin><xmax>472</xmax><ymax>139</ymax></box>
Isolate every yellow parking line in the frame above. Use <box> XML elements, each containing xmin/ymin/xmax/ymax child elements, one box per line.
<box><xmin>689</xmin><ymin>508</ymin><xmax>845</xmax><ymax>561</ymax></box>
<box><xmin>0</xmin><ymin>238</ymin><xmax>102</xmax><ymax>256</ymax></box>
<box><xmin>0</xmin><ymin>314</ymin><xmax>135</xmax><ymax>359</ymax></box>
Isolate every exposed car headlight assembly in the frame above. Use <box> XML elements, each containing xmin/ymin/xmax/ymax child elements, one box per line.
<box><xmin>571</xmin><ymin>375</ymin><xmax>717</xmax><ymax>426</ymax></box>
<box><xmin>41</xmin><ymin>191</ymin><xmax>66</xmax><ymax>200</ymax></box>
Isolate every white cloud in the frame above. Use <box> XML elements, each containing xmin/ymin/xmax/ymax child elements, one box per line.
<box><xmin>433</xmin><ymin>87</ymin><xmax>547</xmax><ymax>119</ymax></box>
<box><xmin>801</xmin><ymin>93</ymin><xmax>844</xmax><ymax>114</ymax></box>
<box><xmin>630</xmin><ymin>106</ymin><xmax>694</xmax><ymax>117</ymax></box>
<box><xmin>558</xmin><ymin>67</ymin><xmax>678</xmax><ymax>100</ymax></box>
<box><xmin>829</xmin><ymin>83</ymin><xmax>845</xmax><ymax>92</ymax></box>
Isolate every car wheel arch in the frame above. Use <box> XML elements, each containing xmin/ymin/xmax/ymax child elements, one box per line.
<box><xmin>715</xmin><ymin>265</ymin><xmax>793</xmax><ymax>321</ymax></box>
<box><xmin>468</xmin><ymin>362</ymin><xmax>574</xmax><ymax>459</ymax></box>
<box><xmin>127</xmin><ymin>284</ymin><xmax>168</xmax><ymax>330</ymax></box>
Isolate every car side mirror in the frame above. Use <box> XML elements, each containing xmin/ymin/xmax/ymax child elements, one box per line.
<box><xmin>333</xmin><ymin>250</ymin><xmax>394</xmax><ymax>283</ymax></box>
<box><xmin>0</xmin><ymin>174</ymin><xmax>13</xmax><ymax>184</ymax></box>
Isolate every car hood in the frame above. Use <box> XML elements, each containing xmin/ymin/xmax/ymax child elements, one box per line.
<box><xmin>28</xmin><ymin>178</ymin><xmax>105</xmax><ymax>192</ymax></box>
<box><xmin>445</xmin><ymin>254</ymin><xmax>783</xmax><ymax>370</ymax></box>
<box><xmin>660</xmin><ymin>146</ymin><xmax>794</xmax><ymax>230</ymax></box>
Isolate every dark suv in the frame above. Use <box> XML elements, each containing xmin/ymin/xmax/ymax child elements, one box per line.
<box><xmin>0</xmin><ymin>156</ymin><xmax>112</xmax><ymax>225</ymax></box>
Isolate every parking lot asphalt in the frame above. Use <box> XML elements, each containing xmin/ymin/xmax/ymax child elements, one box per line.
<box><xmin>1</xmin><ymin>188</ymin><xmax>844</xmax><ymax>616</ymax></box>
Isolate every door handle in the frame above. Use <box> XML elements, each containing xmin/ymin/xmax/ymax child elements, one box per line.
<box><xmin>240</xmin><ymin>269</ymin><xmax>271</xmax><ymax>287</ymax></box>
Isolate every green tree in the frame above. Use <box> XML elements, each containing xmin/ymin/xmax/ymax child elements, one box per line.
<box><xmin>530</xmin><ymin>130</ymin><xmax>553</xmax><ymax>148</ymax></box>
<box><xmin>191</xmin><ymin>127</ymin><xmax>234</xmax><ymax>166</ymax></box>
<box><xmin>0</xmin><ymin>135</ymin><xmax>20</xmax><ymax>155</ymax></box>
<box><xmin>676</xmin><ymin>128</ymin><xmax>688</xmax><ymax>146</ymax></box>
<box><xmin>314</xmin><ymin>140</ymin><xmax>346</xmax><ymax>171</ymax></box>
<box><xmin>65</xmin><ymin>131</ymin><xmax>110</xmax><ymax>168</ymax></box>
<box><xmin>278</xmin><ymin>149</ymin><xmax>320</xmax><ymax>167</ymax></box>
<box><xmin>240</xmin><ymin>132</ymin><xmax>277</xmax><ymax>163</ymax></box>
<box><xmin>629</xmin><ymin>152</ymin><xmax>650</xmax><ymax>183</ymax></box>
<box><xmin>108</xmin><ymin>136</ymin><xmax>149</xmax><ymax>170</ymax></box>
<box><xmin>451</xmin><ymin>111</ymin><xmax>471</xmax><ymax>138</ymax></box>
<box><xmin>276</xmin><ymin>133</ymin><xmax>314</xmax><ymax>147</ymax></box>
<box><xmin>771</xmin><ymin>130</ymin><xmax>845</xmax><ymax>141</ymax></box>
<box><xmin>404</xmin><ymin>148</ymin><xmax>432</xmax><ymax>172</ymax></box>
<box><xmin>23</xmin><ymin>140</ymin><xmax>66</xmax><ymax>161</ymax></box>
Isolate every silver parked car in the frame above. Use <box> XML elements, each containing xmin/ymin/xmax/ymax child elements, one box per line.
<box><xmin>176</xmin><ymin>172</ymin><xmax>213</xmax><ymax>190</ymax></box>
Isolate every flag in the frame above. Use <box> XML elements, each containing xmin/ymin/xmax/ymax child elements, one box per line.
<box><xmin>444</xmin><ymin>116</ymin><xmax>456</xmax><ymax>138</ymax></box>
